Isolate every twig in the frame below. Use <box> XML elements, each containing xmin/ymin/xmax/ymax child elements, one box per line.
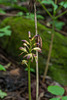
<box><xmin>0</xmin><ymin>13</ymin><xmax>17</xmax><ymax>16</ymax></box>
<box><xmin>39</xmin><ymin>21</ymin><xmax>67</xmax><ymax>37</ymax></box>
<box><xmin>55</xmin><ymin>10</ymin><xmax>67</xmax><ymax>19</ymax></box>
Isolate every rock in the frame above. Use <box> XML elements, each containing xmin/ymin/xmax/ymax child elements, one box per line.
<box><xmin>0</xmin><ymin>17</ymin><xmax>67</xmax><ymax>85</ymax></box>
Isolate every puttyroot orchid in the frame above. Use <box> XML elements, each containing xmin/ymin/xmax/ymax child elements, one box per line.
<box><xmin>19</xmin><ymin>31</ymin><xmax>42</xmax><ymax>100</ymax></box>
<box><xmin>19</xmin><ymin>32</ymin><xmax>42</xmax><ymax>63</ymax></box>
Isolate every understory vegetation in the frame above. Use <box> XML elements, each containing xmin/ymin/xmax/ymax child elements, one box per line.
<box><xmin>0</xmin><ymin>0</ymin><xmax>67</xmax><ymax>100</ymax></box>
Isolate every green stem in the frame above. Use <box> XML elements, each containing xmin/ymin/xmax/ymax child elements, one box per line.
<box><xmin>54</xmin><ymin>0</ymin><xmax>57</xmax><ymax>15</ymax></box>
<box><xmin>52</xmin><ymin>0</ymin><xmax>56</xmax><ymax>32</ymax></box>
<box><xmin>56</xmin><ymin>0</ymin><xmax>67</xmax><ymax>14</ymax></box>
<box><xmin>36</xmin><ymin>51</ymin><xmax>39</xmax><ymax>100</ymax></box>
<box><xmin>42</xmin><ymin>0</ymin><xmax>56</xmax><ymax>83</ymax></box>
<box><xmin>42</xmin><ymin>33</ymin><xmax>54</xmax><ymax>82</ymax></box>
<box><xmin>38</xmin><ymin>0</ymin><xmax>53</xmax><ymax>19</ymax></box>
<box><xmin>52</xmin><ymin>18</ymin><xmax>55</xmax><ymax>33</ymax></box>
<box><xmin>55</xmin><ymin>10</ymin><xmax>67</xmax><ymax>19</ymax></box>
<box><xmin>28</xmin><ymin>60</ymin><xmax>31</xmax><ymax>100</ymax></box>
<box><xmin>56</xmin><ymin>5</ymin><xmax>63</xmax><ymax>15</ymax></box>
<box><xmin>42</xmin><ymin>17</ymin><xmax>55</xmax><ymax>83</ymax></box>
<box><xmin>55</xmin><ymin>0</ymin><xmax>57</xmax><ymax>4</ymax></box>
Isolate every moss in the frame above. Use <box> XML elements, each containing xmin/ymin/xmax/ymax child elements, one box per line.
<box><xmin>0</xmin><ymin>17</ymin><xmax>67</xmax><ymax>85</ymax></box>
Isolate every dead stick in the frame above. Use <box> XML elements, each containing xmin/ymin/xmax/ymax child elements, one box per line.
<box><xmin>0</xmin><ymin>13</ymin><xmax>17</xmax><ymax>16</ymax></box>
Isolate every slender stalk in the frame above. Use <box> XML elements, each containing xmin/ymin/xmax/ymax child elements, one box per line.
<box><xmin>28</xmin><ymin>60</ymin><xmax>31</xmax><ymax>100</ymax></box>
<box><xmin>34</xmin><ymin>2</ymin><xmax>39</xmax><ymax>100</ymax></box>
<box><xmin>42</xmin><ymin>0</ymin><xmax>57</xmax><ymax>83</ymax></box>
<box><xmin>42</xmin><ymin>33</ymin><xmax>54</xmax><ymax>82</ymax></box>
<box><xmin>56</xmin><ymin>0</ymin><xmax>67</xmax><ymax>14</ymax></box>
<box><xmin>55</xmin><ymin>0</ymin><xmax>57</xmax><ymax>4</ymax></box>
<box><xmin>36</xmin><ymin>51</ymin><xmax>39</xmax><ymax>100</ymax></box>
<box><xmin>42</xmin><ymin>18</ymin><xmax>55</xmax><ymax>82</ymax></box>
<box><xmin>55</xmin><ymin>10</ymin><xmax>67</xmax><ymax>19</ymax></box>
<box><xmin>56</xmin><ymin>6</ymin><xmax>63</xmax><ymax>15</ymax></box>
<box><xmin>38</xmin><ymin>0</ymin><xmax>53</xmax><ymax>19</ymax></box>
<box><xmin>28</xmin><ymin>39</ymin><xmax>32</xmax><ymax>100</ymax></box>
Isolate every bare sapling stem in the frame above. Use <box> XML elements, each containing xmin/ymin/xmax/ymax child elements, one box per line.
<box><xmin>42</xmin><ymin>33</ymin><xmax>54</xmax><ymax>82</ymax></box>
<box><xmin>42</xmin><ymin>0</ymin><xmax>57</xmax><ymax>83</ymax></box>
<box><xmin>34</xmin><ymin>2</ymin><xmax>39</xmax><ymax>100</ymax></box>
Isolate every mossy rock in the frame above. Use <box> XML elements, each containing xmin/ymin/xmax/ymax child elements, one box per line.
<box><xmin>0</xmin><ymin>17</ymin><xmax>67</xmax><ymax>85</ymax></box>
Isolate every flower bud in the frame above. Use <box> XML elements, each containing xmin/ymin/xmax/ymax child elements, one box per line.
<box><xmin>28</xmin><ymin>31</ymin><xmax>31</xmax><ymax>39</ymax></box>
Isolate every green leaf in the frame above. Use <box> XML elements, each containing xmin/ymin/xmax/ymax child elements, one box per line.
<box><xmin>0</xmin><ymin>26</ymin><xmax>11</xmax><ymax>37</ymax></box>
<box><xmin>25</xmin><ymin>13</ymin><xmax>34</xmax><ymax>20</ymax></box>
<box><xmin>0</xmin><ymin>33</ymin><xmax>4</xmax><ymax>37</ymax></box>
<box><xmin>59</xmin><ymin>1</ymin><xmax>67</xmax><ymax>8</ymax></box>
<box><xmin>50</xmin><ymin>97</ymin><xmax>60</xmax><ymax>100</ymax></box>
<box><xmin>25</xmin><ymin>68</ymin><xmax>28</xmax><ymax>71</ymax></box>
<box><xmin>37</xmin><ymin>15</ymin><xmax>44</xmax><ymax>20</ymax></box>
<box><xmin>0</xmin><ymin>8</ymin><xmax>6</xmax><ymax>14</ymax></box>
<box><xmin>12</xmin><ymin>0</ymin><xmax>17</xmax><ymax>3</ymax></box>
<box><xmin>41</xmin><ymin>0</ymin><xmax>53</xmax><ymax>5</ymax></box>
<box><xmin>25</xmin><ymin>68</ymin><xmax>35</xmax><ymax>73</ymax></box>
<box><xmin>52</xmin><ymin>3</ymin><xmax>58</xmax><ymax>11</ymax></box>
<box><xmin>17</xmin><ymin>12</ymin><xmax>24</xmax><ymax>16</ymax></box>
<box><xmin>41</xmin><ymin>0</ymin><xmax>58</xmax><ymax>10</ymax></box>
<box><xmin>55</xmin><ymin>21</ymin><xmax>65</xmax><ymax>30</ymax></box>
<box><xmin>48</xmin><ymin>85</ymin><xmax>64</xmax><ymax>96</ymax></box>
<box><xmin>62</xmin><ymin>96</ymin><xmax>67</xmax><ymax>100</ymax></box>
<box><xmin>0</xmin><ymin>90</ymin><xmax>7</xmax><ymax>99</ymax></box>
<box><xmin>50</xmin><ymin>20</ymin><xmax>65</xmax><ymax>30</ymax></box>
<box><xmin>25</xmin><ymin>13</ymin><xmax>44</xmax><ymax>20</ymax></box>
<box><xmin>0</xmin><ymin>64</ymin><xmax>6</xmax><ymax>71</ymax></box>
<box><xmin>30</xmin><ymin>68</ymin><xmax>35</xmax><ymax>73</ymax></box>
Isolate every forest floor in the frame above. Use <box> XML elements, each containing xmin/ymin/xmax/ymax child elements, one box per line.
<box><xmin>0</xmin><ymin>3</ymin><xmax>67</xmax><ymax>100</ymax></box>
<box><xmin>0</xmin><ymin>46</ymin><xmax>67</xmax><ymax>100</ymax></box>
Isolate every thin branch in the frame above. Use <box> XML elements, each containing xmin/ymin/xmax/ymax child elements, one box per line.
<box><xmin>55</xmin><ymin>10</ymin><xmax>67</xmax><ymax>19</ymax></box>
<box><xmin>56</xmin><ymin>0</ymin><xmax>67</xmax><ymax>14</ymax></box>
<box><xmin>0</xmin><ymin>13</ymin><xmax>17</xmax><ymax>16</ymax></box>
<box><xmin>42</xmin><ymin>34</ymin><xmax>54</xmax><ymax>82</ymax></box>
<box><xmin>55</xmin><ymin>0</ymin><xmax>57</xmax><ymax>5</ymax></box>
<box><xmin>38</xmin><ymin>0</ymin><xmax>53</xmax><ymax>19</ymax></box>
<box><xmin>42</xmin><ymin>0</ymin><xmax>56</xmax><ymax>83</ymax></box>
<box><xmin>39</xmin><ymin>20</ymin><xmax>67</xmax><ymax>36</ymax></box>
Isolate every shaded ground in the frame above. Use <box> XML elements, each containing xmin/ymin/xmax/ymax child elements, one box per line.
<box><xmin>0</xmin><ymin>46</ymin><xmax>62</xmax><ymax>100</ymax></box>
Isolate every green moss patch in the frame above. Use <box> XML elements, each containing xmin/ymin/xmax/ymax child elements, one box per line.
<box><xmin>0</xmin><ymin>17</ymin><xmax>67</xmax><ymax>85</ymax></box>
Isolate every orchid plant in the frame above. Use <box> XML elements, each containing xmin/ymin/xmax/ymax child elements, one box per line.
<box><xmin>19</xmin><ymin>31</ymin><xmax>42</xmax><ymax>100</ymax></box>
